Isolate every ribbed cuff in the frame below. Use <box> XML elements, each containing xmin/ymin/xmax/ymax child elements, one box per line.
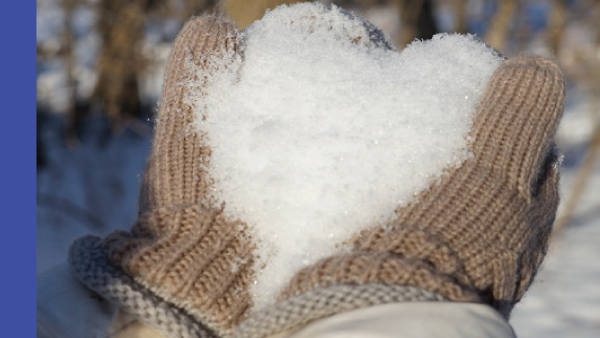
<box><xmin>68</xmin><ymin>235</ymin><xmax>218</xmax><ymax>338</ymax></box>
<box><xmin>235</xmin><ymin>284</ymin><xmax>445</xmax><ymax>338</ymax></box>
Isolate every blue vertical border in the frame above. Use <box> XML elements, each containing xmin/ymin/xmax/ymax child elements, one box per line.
<box><xmin>0</xmin><ymin>0</ymin><xmax>36</xmax><ymax>336</ymax></box>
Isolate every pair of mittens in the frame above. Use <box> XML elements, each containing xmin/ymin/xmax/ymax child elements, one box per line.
<box><xmin>69</xmin><ymin>3</ymin><xmax>565</xmax><ymax>338</ymax></box>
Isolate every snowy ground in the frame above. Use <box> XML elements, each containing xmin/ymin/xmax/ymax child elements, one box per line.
<box><xmin>510</xmin><ymin>94</ymin><xmax>600</xmax><ymax>338</ymax></box>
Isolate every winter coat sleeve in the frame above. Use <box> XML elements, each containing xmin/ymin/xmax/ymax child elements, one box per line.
<box><xmin>267</xmin><ymin>302</ymin><xmax>517</xmax><ymax>338</ymax></box>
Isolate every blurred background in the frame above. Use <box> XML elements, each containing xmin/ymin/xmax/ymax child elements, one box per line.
<box><xmin>36</xmin><ymin>0</ymin><xmax>599</xmax><ymax>337</ymax></box>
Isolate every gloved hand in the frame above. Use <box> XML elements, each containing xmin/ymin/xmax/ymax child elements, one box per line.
<box><xmin>229</xmin><ymin>4</ymin><xmax>565</xmax><ymax>337</ymax></box>
<box><xmin>69</xmin><ymin>16</ymin><xmax>255</xmax><ymax>338</ymax></box>
<box><xmin>234</xmin><ymin>11</ymin><xmax>564</xmax><ymax>338</ymax></box>
<box><xmin>69</xmin><ymin>3</ymin><xmax>565</xmax><ymax>338</ymax></box>
<box><xmin>247</xmin><ymin>55</ymin><xmax>565</xmax><ymax>336</ymax></box>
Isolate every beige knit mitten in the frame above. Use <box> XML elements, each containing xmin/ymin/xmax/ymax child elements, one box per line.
<box><xmin>69</xmin><ymin>6</ymin><xmax>565</xmax><ymax>338</ymax></box>
<box><xmin>236</xmin><ymin>56</ymin><xmax>566</xmax><ymax>337</ymax></box>
<box><xmin>69</xmin><ymin>16</ymin><xmax>256</xmax><ymax>338</ymax></box>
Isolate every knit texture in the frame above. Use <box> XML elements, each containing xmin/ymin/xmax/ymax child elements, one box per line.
<box><xmin>281</xmin><ymin>55</ymin><xmax>566</xmax><ymax>319</ymax></box>
<box><xmin>69</xmin><ymin>234</ymin><xmax>444</xmax><ymax>338</ymax></box>
<box><xmin>70</xmin><ymin>16</ymin><xmax>256</xmax><ymax>338</ymax></box>
<box><xmin>234</xmin><ymin>284</ymin><xmax>444</xmax><ymax>338</ymax></box>
<box><xmin>68</xmin><ymin>10</ymin><xmax>565</xmax><ymax>338</ymax></box>
<box><xmin>69</xmin><ymin>235</ymin><xmax>216</xmax><ymax>338</ymax></box>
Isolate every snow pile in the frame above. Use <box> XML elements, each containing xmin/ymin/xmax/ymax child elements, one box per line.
<box><xmin>191</xmin><ymin>3</ymin><xmax>503</xmax><ymax>310</ymax></box>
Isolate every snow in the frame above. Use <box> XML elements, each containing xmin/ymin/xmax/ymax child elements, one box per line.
<box><xmin>192</xmin><ymin>3</ymin><xmax>502</xmax><ymax>310</ymax></box>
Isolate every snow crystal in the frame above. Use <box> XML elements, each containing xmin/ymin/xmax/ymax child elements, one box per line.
<box><xmin>190</xmin><ymin>3</ymin><xmax>502</xmax><ymax>311</ymax></box>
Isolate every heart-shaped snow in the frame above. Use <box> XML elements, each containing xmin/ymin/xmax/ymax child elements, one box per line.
<box><xmin>191</xmin><ymin>3</ymin><xmax>502</xmax><ymax>311</ymax></box>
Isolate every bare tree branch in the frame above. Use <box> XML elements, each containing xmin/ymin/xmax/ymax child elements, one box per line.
<box><xmin>224</xmin><ymin>0</ymin><xmax>307</xmax><ymax>30</ymax></box>
<box><xmin>396</xmin><ymin>0</ymin><xmax>438</xmax><ymax>48</ymax></box>
<box><xmin>547</xmin><ymin>0</ymin><xmax>567</xmax><ymax>54</ymax></box>
<box><xmin>60</xmin><ymin>0</ymin><xmax>81</xmax><ymax>147</ymax></box>
<box><xmin>454</xmin><ymin>0</ymin><xmax>468</xmax><ymax>33</ymax></box>
<box><xmin>485</xmin><ymin>0</ymin><xmax>518</xmax><ymax>53</ymax></box>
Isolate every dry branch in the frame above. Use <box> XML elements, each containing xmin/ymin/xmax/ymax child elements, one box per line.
<box><xmin>454</xmin><ymin>0</ymin><xmax>468</xmax><ymax>33</ymax></box>
<box><xmin>396</xmin><ymin>0</ymin><xmax>438</xmax><ymax>48</ymax></box>
<box><xmin>547</xmin><ymin>0</ymin><xmax>567</xmax><ymax>54</ymax></box>
<box><xmin>92</xmin><ymin>0</ymin><xmax>148</xmax><ymax>130</ymax></box>
<box><xmin>224</xmin><ymin>0</ymin><xmax>306</xmax><ymax>29</ymax></box>
<box><xmin>485</xmin><ymin>0</ymin><xmax>518</xmax><ymax>53</ymax></box>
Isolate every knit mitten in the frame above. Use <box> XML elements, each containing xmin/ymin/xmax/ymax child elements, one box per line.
<box><xmin>236</xmin><ymin>55</ymin><xmax>565</xmax><ymax>337</ymax></box>
<box><xmin>68</xmin><ymin>5</ymin><xmax>565</xmax><ymax>338</ymax></box>
<box><xmin>69</xmin><ymin>17</ymin><xmax>254</xmax><ymax>338</ymax></box>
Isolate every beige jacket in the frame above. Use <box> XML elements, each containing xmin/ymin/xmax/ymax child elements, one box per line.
<box><xmin>37</xmin><ymin>263</ymin><xmax>516</xmax><ymax>338</ymax></box>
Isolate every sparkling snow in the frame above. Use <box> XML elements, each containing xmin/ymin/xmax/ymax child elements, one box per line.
<box><xmin>191</xmin><ymin>3</ymin><xmax>502</xmax><ymax>310</ymax></box>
